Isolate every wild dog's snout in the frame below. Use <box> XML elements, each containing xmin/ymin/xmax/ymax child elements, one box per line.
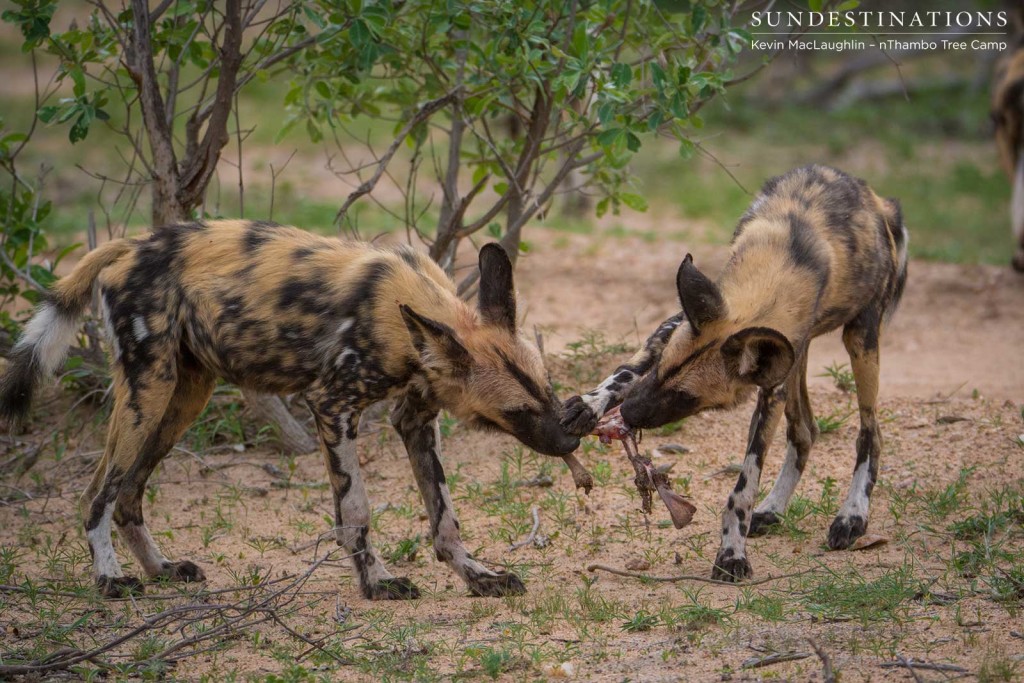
<box><xmin>620</xmin><ymin>374</ymin><xmax>698</xmax><ymax>429</ymax></box>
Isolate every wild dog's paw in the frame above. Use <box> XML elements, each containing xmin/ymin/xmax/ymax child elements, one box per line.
<box><xmin>97</xmin><ymin>575</ymin><xmax>145</xmax><ymax>598</ymax></box>
<box><xmin>747</xmin><ymin>511</ymin><xmax>782</xmax><ymax>538</ymax></box>
<box><xmin>561</xmin><ymin>396</ymin><xmax>599</xmax><ymax>437</ymax></box>
<box><xmin>467</xmin><ymin>570</ymin><xmax>526</xmax><ymax>597</ymax></box>
<box><xmin>827</xmin><ymin>514</ymin><xmax>867</xmax><ymax>550</ymax></box>
<box><xmin>711</xmin><ymin>549</ymin><xmax>752</xmax><ymax>582</ymax></box>
<box><xmin>158</xmin><ymin>560</ymin><xmax>206</xmax><ymax>583</ymax></box>
<box><xmin>365</xmin><ymin>577</ymin><xmax>421</xmax><ymax>600</ymax></box>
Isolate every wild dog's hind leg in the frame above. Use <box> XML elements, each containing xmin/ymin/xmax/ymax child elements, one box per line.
<box><xmin>83</xmin><ymin>364</ymin><xmax>177</xmax><ymax>598</ymax></box>
<box><xmin>307</xmin><ymin>401</ymin><xmax>415</xmax><ymax>600</ymax></box>
<box><xmin>392</xmin><ymin>391</ymin><xmax>526</xmax><ymax>597</ymax></box>
<box><xmin>712</xmin><ymin>387</ymin><xmax>785</xmax><ymax>582</ymax></box>
<box><xmin>114</xmin><ymin>360</ymin><xmax>215</xmax><ymax>583</ymax></box>
<box><xmin>750</xmin><ymin>350</ymin><xmax>818</xmax><ymax>535</ymax></box>
<box><xmin>830</xmin><ymin>311</ymin><xmax>883</xmax><ymax>549</ymax></box>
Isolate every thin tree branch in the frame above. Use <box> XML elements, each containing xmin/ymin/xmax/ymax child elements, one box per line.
<box><xmin>334</xmin><ymin>89</ymin><xmax>461</xmax><ymax>225</ymax></box>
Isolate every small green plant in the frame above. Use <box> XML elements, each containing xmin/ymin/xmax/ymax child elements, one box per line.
<box><xmin>561</xmin><ymin>330</ymin><xmax>631</xmax><ymax>387</ymax></box>
<box><xmin>820</xmin><ymin>362</ymin><xmax>856</xmax><ymax>393</ymax></box>
<box><xmin>621</xmin><ymin>609</ymin><xmax>659</xmax><ymax>632</ymax></box>
<box><xmin>921</xmin><ymin>467</ymin><xmax>974</xmax><ymax>521</ymax></box>
<box><xmin>816</xmin><ymin>408</ymin><xmax>854</xmax><ymax>435</ymax></box>
<box><xmin>384</xmin><ymin>535</ymin><xmax>421</xmax><ymax>564</ymax></box>
<box><xmin>471</xmin><ymin>647</ymin><xmax>512</xmax><ymax>679</ymax></box>
<box><xmin>978</xmin><ymin>643</ymin><xmax>1020</xmax><ymax>682</ymax></box>
<box><xmin>802</xmin><ymin>565</ymin><xmax>924</xmax><ymax>623</ymax></box>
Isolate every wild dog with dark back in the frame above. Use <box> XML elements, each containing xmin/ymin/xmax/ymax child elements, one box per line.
<box><xmin>0</xmin><ymin>220</ymin><xmax>578</xmax><ymax>599</ymax></box>
<box><xmin>563</xmin><ymin>165</ymin><xmax>908</xmax><ymax>581</ymax></box>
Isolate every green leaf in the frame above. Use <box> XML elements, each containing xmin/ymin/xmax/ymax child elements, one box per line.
<box><xmin>691</xmin><ymin>6</ymin><xmax>706</xmax><ymax>33</ymax></box>
<box><xmin>596</xmin><ymin>128</ymin><xmax>622</xmax><ymax>149</ymax></box>
<box><xmin>808</xmin><ymin>0</ymin><xmax>823</xmax><ymax>11</ymax></box>
<box><xmin>53</xmin><ymin>242</ymin><xmax>82</xmax><ymax>268</ymax></box>
<box><xmin>620</xmin><ymin>192</ymin><xmax>648</xmax><ymax>212</ymax></box>
<box><xmin>306</xmin><ymin>119</ymin><xmax>323</xmax><ymax>143</ymax></box>
<box><xmin>349</xmin><ymin>19</ymin><xmax>370</xmax><ymax>48</ymax></box>
<box><xmin>625</xmin><ymin>132</ymin><xmax>640</xmax><ymax>153</ymax></box>
<box><xmin>69</xmin><ymin>65</ymin><xmax>85</xmax><ymax>98</ymax></box>
<box><xmin>611</xmin><ymin>62</ymin><xmax>632</xmax><ymax>88</ymax></box>
<box><xmin>315</xmin><ymin>81</ymin><xmax>331</xmax><ymax>99</ymax></box>
<box><xmin>677</xmin><ymin>138</ymin><xmax>696</xmax><ymax>160</ymax></box>
<box><xmin>37</xmin><ymin>105</ymin><xmax>58</xmax><ymax>123</ymax></box>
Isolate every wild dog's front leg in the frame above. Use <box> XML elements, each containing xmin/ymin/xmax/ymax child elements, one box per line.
<box><xmin>712</xmin><ymin>387</ymin><xmax>785</xmax><ymax>582</ymax></box>
<box><xmin>308</xmin><ymin>404</ymin><xmax>417</xmax><ymax>600</ymax></box>
<box><xmin>561</xmin><ymin>313</ymin><xmax>685</xmax><ymax>435</ymax></box>
<box><xmin>830</xmin><ymin>319</ymin><xmax>883</xmax><ymax>549</ymax></box>
<box><xmin>750</xmin><ymin>352</ymin><xmax>817</xmax><ymax>536</ymax></box>
<box><xmin>392</xmin><ymin>392</ymin><xmax>526</xmax><ymax>597</ymax></box>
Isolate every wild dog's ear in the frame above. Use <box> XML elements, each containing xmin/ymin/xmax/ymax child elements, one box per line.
<box><xmin>722</xmin><ymin>326</ymin><xmax>795</xmax><ymax>389</ymax></box>
<box><xmin>478</xmin><ymin>243</ymin><xmax>516</xmax><ymax>332</ymax></box>
<box><xmin>676</xmin><ymin>254</ymin><xmax>725</xmax><ymax>333</ymax></box>
<box><xmin>400</xmin><ymin>304</ymin><xmax>471</xmax><ymax>375</ymax></box>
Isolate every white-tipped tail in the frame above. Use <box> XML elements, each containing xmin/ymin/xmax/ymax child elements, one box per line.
<box><xmin>1012</xmin><ymin>155</ymin><xmax>1024</xmax><ymax>243</ymax></box>
<box><xmin>13</xmin><ymin>303</ymin><xmax>79</xmax><ymax>376</ymax></box>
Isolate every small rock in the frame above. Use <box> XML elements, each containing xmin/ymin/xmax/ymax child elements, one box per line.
<box><xmin>655</xmin><ymin>443</ymin><xmax>691</xmax><ymax>455</ymax></box>
<box><xmin>542</xmin><ymin>661</ymin><xmax>576</xmax><ymax>678</ymax></box>
<box><xmin>625</xmin><ymin>558</ymin><xmax>650</xmax><ymax>571</ymax></box>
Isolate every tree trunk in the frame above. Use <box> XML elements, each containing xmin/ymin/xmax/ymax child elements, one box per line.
<box><xmin>127</xmin><ymin>0</ymin><xmax>316</xmax><ymax>455</ymax></box>
<box><xmin>245</xmin><ymin>391</ymin><xmax>317</xmax><ymax>454</ymax></box>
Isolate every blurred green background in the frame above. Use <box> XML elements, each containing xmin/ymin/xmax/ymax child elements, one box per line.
<box><xmin>0</xmin><ymin>0</ymin><xmax>1012</xmax><ymax>265</ymax></box>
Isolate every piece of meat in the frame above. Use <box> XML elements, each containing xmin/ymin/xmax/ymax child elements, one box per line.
<box><xmin>592</xmin><ymin>406</ymin><xmax>696</xmax><ymax>529</ymax></box>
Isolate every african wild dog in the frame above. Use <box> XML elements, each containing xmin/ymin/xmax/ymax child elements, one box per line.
<box><xmin>563</xmin><ymin>165</ymin><xmax>908</xmax><ymax>581</ymax></box>
<box><xmin>991</xmin><ymin>46</ymin><xmax>1024</xmax><ymax>272</ymax></box>
<box><xmin>0</xmin><ymin>220</ymin><xmax>579</xmax><ymax>599</ymax></box>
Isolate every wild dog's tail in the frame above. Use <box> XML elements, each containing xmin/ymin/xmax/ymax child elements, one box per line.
<box><xmin>883</xmin><ymin>197</ymin><xmax>909</xmax><ymax>320</ymax></box>
<box><xmin>0</xmin><ymin>239</ymin><xmax>133</xmax><ymax>426</ymax></box>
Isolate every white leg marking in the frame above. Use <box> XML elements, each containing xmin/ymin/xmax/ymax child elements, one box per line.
<box><xmin>720</xmin><ymin>450</ymin><xmax>760</xmax><ymax>557</ymax></box>
<box><xmin>756</xmin><ymin>442</ymin><xmax>802</xmax><ymax>515</ymax></box>
<box><xmin>118</xmin><ymin>523</ymin><xmax>169</xmax><ymax>576</ymax></box>
<box><xmin>330</xmin><ymin>434</ymin><xmax>393</xmax><ymax>585</ymax></box>
<box><xmin>838</xmin><ymin>461</ymin><xmax>873</xmax><ymax>520</ymax></box>
<box><xmin>88</xmin><ymin>501</ymin><xmax>122</xmax><ymax>579</ymax></box>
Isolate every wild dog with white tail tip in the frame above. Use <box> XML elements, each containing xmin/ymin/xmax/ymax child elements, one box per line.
<box><xmin>562</xmin><ymin>165</ymin><xmax>908</xmax><ymax>581</ymax></box>
<box><xmin>0</xmin><ymin>220</ymin><xmax>579</xmax><ymax>599</ymax></box>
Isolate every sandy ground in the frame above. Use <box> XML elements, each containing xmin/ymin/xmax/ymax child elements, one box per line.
<box><xmin>1</xmin><ymin>222</ymin><xmax>1023</xmax><ymax>681</ymax></box>
<box><xmin>514</xmin><ymin>221</ymin><xmax>1024</xmax><ymax>403</ymax></box>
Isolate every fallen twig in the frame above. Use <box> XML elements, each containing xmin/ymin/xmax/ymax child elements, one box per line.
<box><xmin>586</xmin><ymin>564</ymin><xmax>817</xmax><ymax>586</ymax></box>
<box><xmin>509</xmin><ymin>506</ymin><xmax>541</xmax><ymax>551</ymax></box>
<box><xmin>741</xmin><ymin>651</ymin><xmax>810</xmax><ymax>669</ymax></box>
<box><xmin>0</xmin><ymin>549</ymin><xmax>353</xmax><ymax>677</ymax></box>
<box><xmin>880</xmin><ymin>658</ymin><xmax>968</xmax><ymax>676</ymax></box>
<box><xmin>807</xmin><ymin>639</ymin><xmax>836</xmax><ymax>683</ymax></box>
